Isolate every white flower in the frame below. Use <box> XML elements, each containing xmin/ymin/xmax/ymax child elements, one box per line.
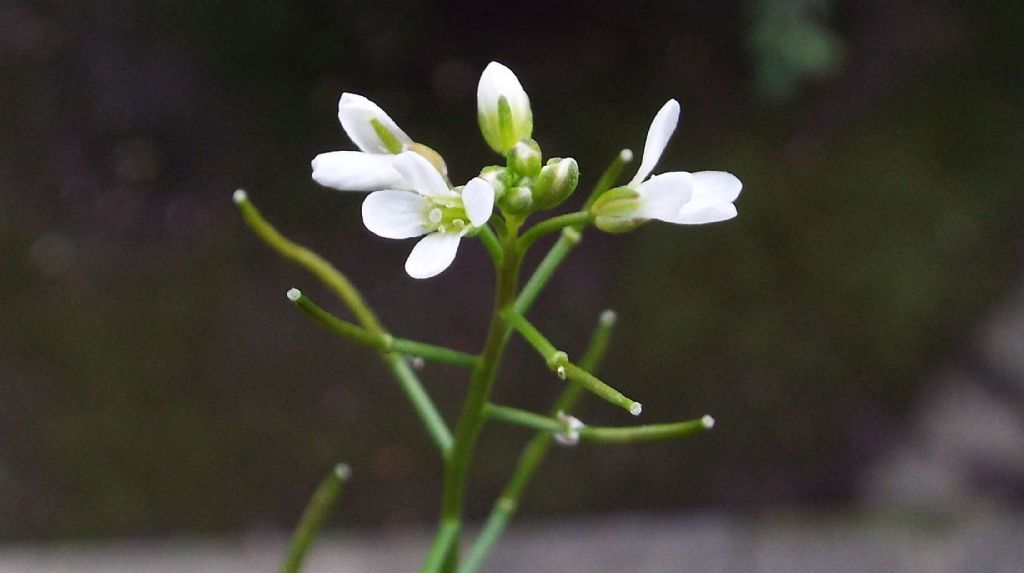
<box><xmin>362</xmin><ymin>152</ymin><xmax>494</xmax><ymax>279</ymax></box>
<box><xmin>477</xmin><ymin>62</ymin><xmax>533</xmax><ymax>154</ymax></box>
<box><xmin>312</xmin><ymin>93</ymin><xmax>413</xmax><ymax>192</ymax></box>
<box><xmin>592</xmin><ymin>99</ymin><xmax>742</xmax><ymax>232</ymax></box>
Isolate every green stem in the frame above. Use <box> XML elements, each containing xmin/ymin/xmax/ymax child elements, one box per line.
<box><xmin>513</xmin><ymin>227</ymin><xmax>581</xmax><ymax>315</ymax></box>
<box><xmin>477</xmin><ymin>225</ymin><xmax>503</xmax><ymax>267</ymax></box>
<box><xmin>514</xmin><ymin>149</ymin><xmax>633</xmax><ymax>315</ymax></box>
<box><xmin>280</xmin><ymin>464</ymin><xmax>351</xmax><ymax>573</ymax></box>
<box><xmin>485</xmin><ymin>404</ymin><xmax>715</xmax><ymax>444</ymax></box>
<box><xmin>420</xmin><ymin>520</ymin><xmax>460</xmax><ymax>573</ymax></box>
<box><xmin>385</xmin><ymin>355</ymin><xmax>454</xmax><ymax>457</ymax></box>
<box><xmin>503</xmin><ymin>309</ymin><xmax>641</xmax><ymax>415</ymax></box>
<box><xmin>581</xmin><ymin>416</ymin><xmax>715</xmax><ymax>444</ymax></box>
<box><xmin>235</xmin><ymin>190</ymin><xmax>453</xmax><ymax>456</ymax></box>
<box><xmin>460</xmin><ymin>310</ymin><xmax>617</xmax><ymax>573</ymax></box>
<box><xmin>290</xmin><ymin>289</ymin><xmax>478</xmax><ymax>369</ymax></box>
<box><xmin>485</xmin><ymin>403</ymin><xmax>712</xmax><ymax>444</ymax></box>
<box><xmin>484</xmin><ymin>403</ymin><xmax>565</xmax><ymax>434</ymax></box>
<box><xmin>584</xmin><ymin>148</ymin><xmax>634</xmax><ymax>211</ymax></box>
<box><xmin>234</xmin><ymin>190</ymin><xmax>383</xmax><ymax>334</ymax></box>
<box><xmin>429</xmin><ymin>217</ymin><xmax>525</xmax><ymax>573</ymax></box>
<box><xmin>516</xmin><ymin>211</ymin><xmax>593</xmax><ymax>252</ymax></box>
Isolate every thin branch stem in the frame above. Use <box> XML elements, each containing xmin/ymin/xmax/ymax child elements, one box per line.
<box><xmin>290</xmin><ymin>289</ymin><xmax>478</xmax><ymax>369</ymax></box>
<box><xmin>581</xmin><ymin>416</ymin><xmax>715</xmax><ymax>444</ymax></box>
<box><xmin>460</xmin><ymin>310</ymin><xmax>617</xmax><ymax>573</ymax></box>
<box><xmin>503</xmin><ymin>309</ymin><xmax>641</xmax><ymax>415</ymax></box>
<box><xmin>476</xmin><ymin>225</ymin><xmax>503</xmax><ymax>267</ymax></box>
<box><xmin>484</xmin><ymin>403</ymin><xmax>565</xmax><ymax>434</ymax></box>
<box><xmin>516</xmin><ymin>211</ymin><xmax>593</xmax><ymax>252</ymax></box>
<box><xmin>235</xmin><ymin>190</ymin><xmax>453</xmax><ymax>456</ymax></box>
<box><xmin>514</xmin><ymin>149</ymin><xmax>633</xmax><ymax>315</ymax></box>
<box><xmin>234</xmin><ymin>190</ymin><xmax>383</xmax><ymax>334</ymax></box>
<box><xmin>584</xmin><ymin>148</ymin><xmax>634</xmax><ymax>211</ymax></box>
<box><xmin>485</xmin><ymin>404</ymin><xmax>715</xmax><ymax>444</ymax></box>
<box><xmin>280</xmin><ymin>464</ymin><xmax>351</xmax><ymax>573</ymax></box>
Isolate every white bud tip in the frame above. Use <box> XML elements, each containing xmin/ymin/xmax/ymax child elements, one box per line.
<box><xmin>334</xmin><ymin>463</ymin><xmax>352</xmax><ymax>480</ymax></box>
<box><xmin>286</xmin><ymin>288</ymin><xmax>302</xmax><ymax>302</ymax></box>
<box><xmin>629</xmin><ymin>402</ymin><xmax>642</xmax><ymax>416</ymax></box>
<box><xmin>701</xmin><ymin>415</ymin><xmax>715</xmax><ymax>429</ymax></box>
<box><xmin>556</xmin><ymin>366</ymin><xmax>567</xmax><ymax>380</ymax></box>
<box><xmin>232</xmin><ymin>189</ymin><xmax>248</xmax><ymax>204</ymax></box>
<box><xmin>619</xmin><ymin>149</ymin><xmax>634</xmax><ymax>163</ymax></box>
<box><xmin>599</xmin><ymin>309</ymin><xmax>618</xmax><ymax>327</ymax></box>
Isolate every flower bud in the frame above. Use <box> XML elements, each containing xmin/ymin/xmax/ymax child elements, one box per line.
<box><xmin>590</xmin><ymin>186</ymin><xmax>647</xmax><ymax>233</ymax></box>
<box><xmin>477</xmin><ymin>62</ymin><xmax>533</xmax><ymax>154</ymax></box>
<box><xmin>507</xmin><ymin>138</ymin><xmax>542</xmax><ymax>178</ymax></box>
<box><xmin>499</xmin><ymin>185</ymin><xmax>533</xmax><ymax>215</ymax></box>
<box><xmin>531</xmin><ymin>157</ymin><xmax>579</xmax><ymax>210</ymax></box>
<box><xmin>479</xmin><ymin>166</ymin><xmax>507</xmax><ymax>200</ymax></box>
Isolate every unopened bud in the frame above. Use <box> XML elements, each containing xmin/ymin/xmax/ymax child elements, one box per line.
<box><xmin>479</xmin><ymin>166</ymin><xmax>507</xmax><ymax>200</ymax></box>
<box><xmin>532</xmin><ymin>157</ymin><xmax>579</xmax><ymax>210</ymax></box>
<box><xmin>507</xmin><ymin>138</ymin><xmax>542</xmax><ymax>178</ymax></box>
<box><xmin>500</xmin><ymin>185</ymin><xmax>533</xmax><ymax>215</ymax></box>
<box><xmin>478</xmin><ymin>62</ymin><xmax>533</xmax><ymax>154</ymax></box>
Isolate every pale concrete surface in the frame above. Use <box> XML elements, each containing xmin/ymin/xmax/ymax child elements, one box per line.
<box><xmin>3</xmin><ymin>511</ymin><xmax>1021</xmax><ymax>572</ymax></box>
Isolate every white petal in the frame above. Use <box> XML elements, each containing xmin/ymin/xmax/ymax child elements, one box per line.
<box><xmin>338</xmin><ymin>93</ymin><xmax>413</xmax><ymax>154</ymax></box>
<box><xmin>670</xmin><ymin>202</ymin><xmax>738</xmax><ymax>224</ymax></box>
<box><xmin>692</xmin><ymin>171</ymin><xmax>742</xmax><ymax>204</ymax></box>
<box><xmin>635</xmin><ymin>172</ymin><xmax>693</xmax><ymax>221</ymax></box>
<box><xmin>462</xmin><ymin>177</ymin><xmax>495</xmax><ymax>227</ymax></box>
<box><xmin>477</xmin><ymin>62</ymin><xmax>531</xmax><ymax>125</ymax></box>
<box><xmin>312</xmin><ymin>151</ymin><xmax>408</xmax><ymax>192</ymax></box>
<box><xmin>664</xmin><ymin>171</ymin><xmax>741</xmax><ymax>224</ymax></box>
<box><xmin>392</xmin><ymin>151</ymin><xmax>454</xmax><ymax>198</ymax></box>
<box><xmin>405</xmin><ymin>232</ymin><xmax>461</xmax><ymax>279</ymax></box>
<box><xmin>630</xmin><ymin>99</ymin><xmax>680</xmax><ymax>187</ymax></box>
<box><xmin>361</xmin><ymin>190</ymin><xmax>431</xmax><ymax>239</ymax></box>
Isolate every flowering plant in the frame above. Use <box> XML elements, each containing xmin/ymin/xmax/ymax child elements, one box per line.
<box><xmin>235</xmin><ymin>61</ymin><xmax>740</xmax><ymax>573</ymax></box>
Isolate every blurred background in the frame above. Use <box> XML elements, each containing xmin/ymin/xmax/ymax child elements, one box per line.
<box><xmin>2</xmin><ymin>0</ymin><xmax>1023</xmax><ymax>570</ymax></box>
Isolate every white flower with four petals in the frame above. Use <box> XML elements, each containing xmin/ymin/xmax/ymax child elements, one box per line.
<box><xmin>362</xmin><ymin>152</ymin><xmax>494</xmax><ymax>279</ymax></box>
<box><xmin>311</xmin><ymin>93</ymin><xmax>413</xmax><ymax>192</ymax></box>
<box><xmin>593</xmin><ymin>99</ymin><xmax>742</xmax><ymax>232</ymax></box>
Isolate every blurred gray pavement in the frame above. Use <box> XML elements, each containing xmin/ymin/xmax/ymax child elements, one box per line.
<box><xmin>3</xmin><ymin>510</ymin><xmax>1022</xmax><ymax>572</ymax></box>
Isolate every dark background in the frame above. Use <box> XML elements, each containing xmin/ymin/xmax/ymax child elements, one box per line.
<box><xmin>2</xmin><ymin>0</ymin><xmax>1022</xmax><ymax>540</ymax></box>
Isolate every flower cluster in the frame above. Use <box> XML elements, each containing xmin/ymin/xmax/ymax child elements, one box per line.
<box><xmin>312</xmin><ymin>62</ymin><xmax>742</xmax><ymax>278</ymax></box>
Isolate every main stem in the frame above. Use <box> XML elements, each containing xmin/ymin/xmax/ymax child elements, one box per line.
<box><xmin>435</xmin><ymin>219</ymin><xmax>523</xmax><ymax>571</ymax></box>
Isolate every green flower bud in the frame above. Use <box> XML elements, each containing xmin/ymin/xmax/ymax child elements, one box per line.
<box><xmin>500</xmin><ymin>185</ymin><xmax>533</xmax><ymax>215</ymax></box>
<box><xmin>507</xmin><ymin>138</ymin><xmax>542</xmax><ymax>178</ymax></box>
<box><xmin>479</xmin><ymin>165</ymin><xmax>507</xmax><ymax>200</ymax></box>
<box><xmin>478</xmin><ymin>62</ymin><xmax>533</xmax><ymax>154</ymax></box>
<box><xmin>531</xmin><ymin>157</ymin><xmax>579</xmax><ymax>210</ymax></box>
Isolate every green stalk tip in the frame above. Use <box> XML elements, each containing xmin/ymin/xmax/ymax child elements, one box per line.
<box><xmin>599</xmin><ymin>309</ymin><xmax>617</xmax><ymax>327</ymax></box>
<box><xmin>334</xmin><ymin>463</ymin><xmax>352</xmax><ymax>480</ymax></box>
